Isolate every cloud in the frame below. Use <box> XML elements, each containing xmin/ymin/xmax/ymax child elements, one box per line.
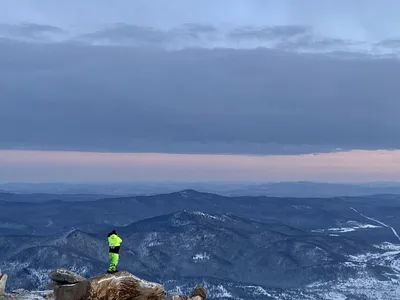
<box><xmin>0</xmin><ymin>41</ymin><xmax>399</xmax><ymax>155</ymax></box>
<box><xmin>0</xmin><ymin>1</ymin><xmax>399</xmax><ymax>156</ymax></box>
<box><xmin>229</xmin><ymin>25</ymin><xmax>311</xmax><ymax>40</ymax></box>
<box><xmin>0</xmin><ymin>23</ymin><xmax>65</xmax><ymax>41</ymax></box>
<box><xmin>377</xmin><ymin>39</ymin><xmax>400</xmax><ymax>48</ymax></box>
<box><xmin>0</xmin><ymin>22</ymin><xmax>397</xmax><ymax>56</ymax></box>
<box><xmin>76</xmin><ymin>24</ymin><xmax>167</xmax><ymax>47</ymax></box>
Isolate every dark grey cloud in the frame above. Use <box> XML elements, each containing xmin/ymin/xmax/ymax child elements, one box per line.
<box><xmin>76</xmin><ymin>24</ymin><xmax>167</xmax><ymax>47</ymax></box>
<box><xmin>377</xmin><ymin>39</ymin><xmax>400</xmax><ymax>48</ymax></box>
<box><xmin>228</xmin><ymin>25</ymin><xmax>356</xmax><ymax>52</ymax></box>
<box><xmin>0</xmin><ymin>23</ymin><xmax>65</xmax><ymax>41</ymax></box>
<box><xmin>0</xmin><ymin>41</ymin><xmax>398</xmax><ymax>155</ymax></box>
<box><xmin>72</xmin><ymin>24</ymin><xmax>379</xmax><ymax>55</ymax></box>
<box><xmin>74</xmin><ymin>23</ymin><xmax>222</xmax><ymax>49</ymax></box>
<box><xmin>0</xmin><ymin>21</ymin><xmax>398</xmax><ymax>56</ymax></box>
<box><xmin>229</xmin><ymin>25</ymin><xmax>311</xmax><ymax>40</ymax></box>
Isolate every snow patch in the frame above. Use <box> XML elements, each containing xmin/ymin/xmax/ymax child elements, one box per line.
<box><xmin>291</xmin><ymin>205</ymin><xmax>312</xmax><ymax>210</ymax></box>
<box><xmin>192</xmin><ymin>211</ymin><xmax>226</xmax><ymax>222</ymax></box>
<box><xmin>138</xmin><ymin>232</ymin><xmax>161</xmax><ymax>256</ymax></box>
<box><xmin>213</xmin><ymin>285</ymin><xmax>233</xmax><ymax>298</ymax></box>
<box><xmin>351</xmin><ymin>207</ymin><xmax>400</xmax><ymax>242</ymax></box>
<box><xmin>312</xmin><ymin>220</ymin><xmax>381</xmax><ymax>234</ymax></box>
<box><xmin>193</xmin><ymin>252</ymin><xmax>210</xmax><ymax>262</ymax></box>
<box><xmin>240</xmin><ymin>285</ymin><xmax>271</xmax><ymax>296</ymax></box>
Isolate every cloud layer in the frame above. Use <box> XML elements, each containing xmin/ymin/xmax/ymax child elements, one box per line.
<box><xmin>1</xmin><ymin>22</ymin><xmax>399</xmax><ymax>56</ymax></box>
<box><xmin>0</xmin><ymin>39</ymin><xmax>399</xmax><ymax>154</ymax></box>
<box><xmin>0</xmin><ymin>0</ymin><xmax>399</xmax><ymax>156</ymax></box>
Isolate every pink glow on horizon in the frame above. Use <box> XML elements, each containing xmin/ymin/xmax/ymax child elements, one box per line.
<box><xmin>0</xmin><ymin>149</ymin><xmax>399</xmax><ymax>183</ymax></box>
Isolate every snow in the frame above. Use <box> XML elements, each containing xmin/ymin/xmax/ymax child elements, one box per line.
<box><xmin>45</xmin><ymin>219</ymin><xmax>53</xmax><ymax>227</ymax></box>
<box><xmin>179</xmin><ymin>191</ymin><xmax>190</xmax><ymax>198</ymax></box>
<box><xmin>302</xmin><ymin>208</ymin><xmax>400</xmax><ymax>300</ymax></box>
<box><xmin>351</xmin><ymin>207</ymin><xmax>400</xmax><ymax>242</ymax></box>
<box><xmin>240</xmin><ymin>285</ymin><xmax>271</xmax><ymax>296</ymax></box>
<box><xmin>16</xmin><ymin>290</ymin><xmax>52</xmax><ymax>300</ymax></box>
<box><xmin>374</xmin><ymin>242</ymin><xmax>400</xmax><ymax>251</ymax></box>
<box><xmin>312</xmin><ymin>221</ymin><xmax>381</xmax><ymax>234</ymax></box>
<box><xmin>193</xmin><ymin>252</ymin><xmax>210</xmax><ymax>262</ymax></box>
<box><xmin>291</xmin><ymin>205</ymin><xmax>312</xmax><ymax>210</ymax></box>
<box><xmin>192</xmin><ymin>211</ymin><xmax>226</xmax><ymax>222</ymax></box>
<box><xmin>213</xmin><ymin>285</ymin><xmax>233</xmax><ymax>298</ymax></box>
<box><xmin>138</xmin><ymin>232</ymin><xmax>161</xmax><ymax>256</ymax></box>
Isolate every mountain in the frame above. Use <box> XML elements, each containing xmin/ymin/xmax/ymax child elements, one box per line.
<box><xmin>1</xmin><ymin>210</ymin><xmax>399</xmax><ymax>299</ymax></box>
<box><xmin>1</xmin><ymin>190</ymin><xmax>400</xmax><ymax>298</ymax></box>
<box><xmin>0</xmin><ymin>191</ymin><xmax>114</xmax><ymax>203</ymax></box>
<box><xmin>113</xmin><ymin>211</ymin><xmax>383</xmax><ymax>288</ymax></box>
<box><xmin>2</xmin><ymin>181</ymin><xmax>400</xmax><ymax>197</ymax></box>
<box><xmin>0</xmin><ymin>229</ymin><xmax>153</xmax><ymax>291</ymax></box>
<box><xmin>1</xmin><ymin>190</ymin><xmax>400</xmax><ymax>244</ymax></box>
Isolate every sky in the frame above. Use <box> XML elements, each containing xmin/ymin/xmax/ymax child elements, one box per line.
<box><xmin>0</xmin><ymin>0</ymin><xmax>399</xmax><ymax>183</ymax></box>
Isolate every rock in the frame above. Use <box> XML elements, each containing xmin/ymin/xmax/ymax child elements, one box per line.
<box><xmin>11</xmin><ymin>289</ymin><xmax>29</xmax><ymax>295</ymax></box>
<box><xmin>189</xmin><ymin>285</ymin><xmax>208</xmax><ymax>300</ymax></box>
<box><xmin>49</xmin><ymin>269</ymin><xmax>86</xmax><ymax>285</ymax></box>
<box><xmin>50</xmin><ymin>270</ymin><xmax>166</xmax><ymax>300</ymax></box>
<box><xmin>48</xmin><ymin>269</ymin><xmax>209</xmax><ymax>300</ymax></box>
<box><xmin>0</xmin><ymin>273</ymin><xmax>7</xmax><ymax>295</ymax></box>
<box><xmin>53</xmin><ymin>280</ymin><xmax>90</xmax><ymax>300</ymax></box>
<box><xmin>88</xmin><ymin>271</ymin><xmax>166</xmax><ymax>300</ymax></box>
<box><xmin>167</xmin><ymin>292</ymin><xmax>187</xmax><ymax>300</ymax></box>
<box><xmin>0</xmin><ymin>290</ymin><xmax>53</xmax><ymax>300</ymax></box>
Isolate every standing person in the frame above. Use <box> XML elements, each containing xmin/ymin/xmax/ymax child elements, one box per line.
<box><xmin>107</xmin><ymin>229</ymin><xmax>122</xmax><ymax>273</ymax></box>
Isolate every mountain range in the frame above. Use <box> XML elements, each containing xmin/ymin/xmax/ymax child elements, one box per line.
<box><xmin>2</xmin><ymin>181</ymin><xmax>400</xmax><ymax>198</ymax></box>
<box><xmin>0</xmin><ymin>190</ymin><xmax>399</xmax><ymax>299</ymax></box>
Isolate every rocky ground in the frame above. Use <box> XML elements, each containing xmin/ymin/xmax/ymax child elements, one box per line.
<box><xmin>0</xmin><ymin>269</ymin><xmax>208</xmax><ymax>300</ymax></box>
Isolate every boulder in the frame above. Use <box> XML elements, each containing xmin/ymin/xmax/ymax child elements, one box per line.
<box><xmin>88</xmin><ymin>271</ymin><xmax>166</xmax><ymax>300</ymax></box>
<box><xmin>49</xmin><ymin>269</ymin><xmax>207</xmax><ymax>300</ymax></box>
<box><xmin>167</xmin><ymin>293</ymin><xmax>187</xmax><ymax>300</ymax></box>
<box><xmin>49</xmin><ymin>269</ymin><xmax>86</xmax><ymax>285</ymax></box>
<box><xmin>0</xmin><ymin>273</ymin><xmax>7</xmax><ymax>295</ymax></box>
<box><xmin>188</xmin><ymin>285</ymin><xmax>208</xmax><ymax>300</ymax></box>
<box><xmin>51</xmin><ymin>270</ymin><xmax>166</xmax><ymax>300</ymax></box>
<box><xmin>53</xmin><ymin>280</ymin><xmax>90</xmax><ymax>300</ymax></box>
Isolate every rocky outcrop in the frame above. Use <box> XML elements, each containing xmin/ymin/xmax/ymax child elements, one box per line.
<box><xmin>88</xmin><ymin>271</ymin><xmax>166</xmax><ymax>300</ymax></box>
<box><xmin>0</xmin><ymin>273</ymin><xmax>7</xmax><ymax>295</ymax></box>
<box><xmin>0</xmin><ymin>269</ymin><xmax>207</xmax><ymax>300</ymax></box>
<box><xmin>0</xmin><ymin>289</ymin><xmax>52</xmax><ymax>299</ymax></box>
<box><xmin>49</xmin><ymin>269</ymin><xmax>86</xmax><ymax>285</ymax></box>
<box><xmin>53</xmin><ymin>280</ymin><xmax>90</xmax><ymax>300</ymax></box>
<box><xmin>49</xmin><ymin>269</ymin><xmax>207</xmax><ymax>300</ymax></box>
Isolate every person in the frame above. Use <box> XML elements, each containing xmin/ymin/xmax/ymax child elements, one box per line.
<box><xmin>107</xmin><ymin>229</ymin><xmax>122</xmax><ymax>273</ymax></box>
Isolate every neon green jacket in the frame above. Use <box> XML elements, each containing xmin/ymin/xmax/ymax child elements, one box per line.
<box><xmin>108</xmin><ymin>234</ymin><xmax>122</xmax><ymax>253</ymax></box>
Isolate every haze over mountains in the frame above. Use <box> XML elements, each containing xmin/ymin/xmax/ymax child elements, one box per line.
<box><xmin>2</xmin><ymin>181</ymin><xmax>400</xmax><ymax>198</ymax></box>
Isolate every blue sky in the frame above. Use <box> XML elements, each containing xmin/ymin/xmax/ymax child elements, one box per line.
<box><xmin>0</xmin><ymin>0</ymin><xmax>399</xmax><ymax>182</ymax></box>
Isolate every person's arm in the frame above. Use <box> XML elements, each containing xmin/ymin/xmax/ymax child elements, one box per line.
<box><xmin>117</xmin><ymin>235</ymin><xmax>122</xmax><ymax>244</ymax></box>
